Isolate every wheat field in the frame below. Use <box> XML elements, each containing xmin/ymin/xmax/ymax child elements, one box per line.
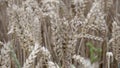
<box><xmin>0</xmin><ymin>0</ymin><xmax>120</xmax><ymax>68</ymax></box>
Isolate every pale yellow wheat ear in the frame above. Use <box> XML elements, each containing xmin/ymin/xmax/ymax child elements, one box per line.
<box><xmin>22</xmin><ymin>42</ymin><xmax>41</xmax><ymax>68</ymax></box>
<box><xmin>111</xmin><ymin>21</ymin><xmax>120</xmax><ymax>63</ymax></box>
<box><xmin>7</xmin><ymin>0</ymin><xmax>42</xmax><ymax>50</ymax></box>
<box><xmin>1</xmin><ymin>41</ymin><xmax>11</xmax><ymax>68</ymax></box>
<box><xmin>22</xmin><ymin>42</ymin><xmax>51</xmax><ymax>68</ymax></box>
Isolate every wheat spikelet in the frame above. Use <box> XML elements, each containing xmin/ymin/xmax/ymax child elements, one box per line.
<box><xmin>50</xmin><ymin>16</ymin><xmax>77</xmax><ymax>67</ymax></box>
<box><xmin>111</xmin><ymin>21</ymin><xmax>120</xmax><ymax>63</ymax></box>
<box><xmin>22</xmin><ymin>42</ymin><xmax>40</xmax><ymax>68</ymax></box>
<box><xmin>71</xmin><ymin>0</ymin><xmax>89</xmax><ymax>18</ymax></box>
<box><xmin>75</xmin><ymin>33</ymin><xmax>104</xmax><ymax>42</ymax></box>
<box><xmin>105</xmin><ymin>0</ymin><xmax>113</xmax><ymax>12</ymax></box>
<box><xmin>85</xmin><ymin>0</ymin><xmax>106</xmax><ymax>32</ymax></box>
<box><xmin>7</xmin><ymin>0</ymin><xmax>42</xmax><ymax>50</ymax></box>
<box><xmin>23</xmin><ymin>42</ymin><xmax>51</xmax><ymax>68</ymax></box>
<box><xmin>1</xmin><ymin>41</ymin><xmax>11</xmax><ymax>68</ymax></box>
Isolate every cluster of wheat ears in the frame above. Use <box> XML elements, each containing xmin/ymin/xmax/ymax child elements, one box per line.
<box><xmin>0</xmin><ymin>0</ymin><xmax>120</xmax><ymax>68</ymax></box>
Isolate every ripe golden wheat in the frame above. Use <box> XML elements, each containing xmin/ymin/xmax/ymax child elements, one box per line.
<box><xmin>0</xmin><ymin>0</ymin><xmax>120</xmax><ymax>68</ymax></box>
